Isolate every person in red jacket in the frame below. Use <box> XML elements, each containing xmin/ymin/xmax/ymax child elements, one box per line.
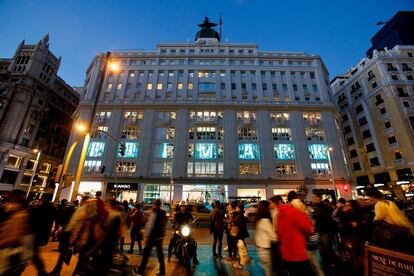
<box><xmin>278</xmin><ymin>191</ymin><xmax>315</xmax><ymax>276</ymax></box>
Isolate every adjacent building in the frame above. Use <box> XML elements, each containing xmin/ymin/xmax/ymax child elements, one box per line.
<box><xmin>0</xmin><ymin>35</ymin><xmax>80</xmax><ymax>198</ymax></box>
<box><xmin>66</xmin><ymin>17</ymin><xmax>350</xmax><ymax>203</ymax></box>
<box><xmin>331</xmin><ymin>45</ymin><xmax>414</xmax><ymax>198</ymax></box>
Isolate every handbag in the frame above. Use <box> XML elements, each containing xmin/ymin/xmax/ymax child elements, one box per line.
<box><xmin>230</xmin><ymin>226</ymin><xmax>238</xmax><ymax>237</ymax></box>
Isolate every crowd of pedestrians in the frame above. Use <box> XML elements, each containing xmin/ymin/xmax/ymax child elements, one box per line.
<box><xmin>1</xmin><ymin>187</ymin><xmax>414</xmax><ymax>276</ymax></box>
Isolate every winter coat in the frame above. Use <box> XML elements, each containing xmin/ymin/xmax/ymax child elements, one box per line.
<box><xmin>233</xmin><ymin>212</ymin><xmax>249</xmax><ymax>240</ymax></box>
<box><xmin>372</xmin><ymin>220</ymin><xmax>414</xmax><ymax>255</ymax></box>
<box><xmin>278</xmin><ymin>204</ymin><xmax>313</xmax><ymax>262</ymax></box>
<box><xmin>210</xmin><ymin>207</ymin><xmax>225</xmax><ymax>233</ymax></box>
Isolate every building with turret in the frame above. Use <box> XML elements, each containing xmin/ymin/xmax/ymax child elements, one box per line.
<box><xmin>0</xmin><ymin>35</ymin><xmax>80</xmax><ymax>198</ymax></box>
<box><xmin>65</xmin><ymin>17</ymin><xmax>351</xmax><ymax>203</ymax></box>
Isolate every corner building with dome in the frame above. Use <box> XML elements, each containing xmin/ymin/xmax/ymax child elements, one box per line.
<box><xmin>65</xmin><ymin>17</ymin><xmax>352</xmax><ymax>203</ymax></box>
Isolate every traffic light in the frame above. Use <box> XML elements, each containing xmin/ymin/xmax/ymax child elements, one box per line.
<box><xmin>100</xmin><ymin>166</ymin><xmax>106</xmax><ymax>174</ymax></box>
<box><xmin>119</xmin><ymin>143</ymin><xmax>125</xmax><ymax>157</ymax></box>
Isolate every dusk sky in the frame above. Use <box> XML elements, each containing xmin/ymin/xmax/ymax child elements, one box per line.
<box><xmin>0</xmin><ymin>0</ymin><xmax>413</xmax><ymax>87</ymax></box>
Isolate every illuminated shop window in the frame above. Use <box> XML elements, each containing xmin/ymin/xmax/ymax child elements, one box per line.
<box><xmin>271</xmin><ymin>127</ymin><xmax>292</xmax><ymax>141</ymax></box>
<box><xmin>238</xmin><ymin>144</ymin><xmax>260</xmax><ymax>160</ymax></box>
<box><xmin>305</xmin><ymin>127</ymin><xmax>325</xmax><ymax>141</ymax></box>
<box><xmin>275</xmin><ymin>164</ymin><xmax>296</xmax><ymax>176</ymax></box>
<box><xmin>196</xmin><ymin>143</ymin><xmax>216</xmax><ymax>159</ymax></box>
<box><xmin>88</xmin><ymin>142</ymin><xmax>105</xmax><ymax>157</ymax></box>
<box><xmin>311</xmin><ymin>163</ymin><xmax>330</xmax><ymax>175</ymax></box>
<box><xmin>239</xmin><ymin>163</ymin><xmax>260</xmax><ymax>175</ymax></box>
<box><xmin>153</xmin><ymin>143</ymin><xmax>174</xmax><ymax>158</ymax></box>
<box><xmin>274</xmin><ymin>144</ymin><xmax>296</xmax><ymax>160</ymax></box>
<box><xmin>308</xmin><ymin>144</ymin><xmax>328</xmax><ymax>160</ymax></box>
<box><xmin>118</xmin><ymin>142</ymin><xmax>139</xmax><ymax>158</ymax></box>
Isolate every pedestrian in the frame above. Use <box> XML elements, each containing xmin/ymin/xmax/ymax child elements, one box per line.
<box><xmin>49</xmin><ymin>199</ymin><xmax>75</xmax><ymax>276</ymax></box>
<box><xmin>312</xmin><ymin>193</ymin><xmax>337</xmax><ymax>272</ymax></box>
<box><xmin>119</xmin><ymin>200</ymin><xmax>131</xmax><ymax>252</ymax></box>
<box><xmin>255</xmin><ymin>201</ymin><xmax>277</xmax><ymax>276</ymax></box>
<box><xmin>225</xmin><ymin>202</ymin><xmax>237</xmax><ymax>260</ymax></box>
<box><xmin>0</xmin><ymin>190</ymin><xmax>31</xmax><ymax>275</ymax></box>
<box><xmin>372</xmin><ymin>200</ymin><xmax>414</xmax><ymax>255</ymax></box>
<box><xmin>128</xmin><ymin>203</ymin><xmax>146</xmax><ymax>254</ymax></box>
<box><xmin>210</xmin><ymin>200</ymin><xmax>225</xmax><ymax>259</ymax></box>
<box><xmin>268</xmin><ymin>195</ymin><xmax>284</xmax><ymax>275</ymax></box>
<box><xmin>278</xmin><ymin>191</ymin><xmax>314</xmax><ymax>276</ymax></box>
<box><xmin>132</xmin><ymin>199</ymin><xmax>167</xmax><ymax>276</ymax></box>
<box><xmin>232</xmin><ymin>203</ymin><xmax>249</xmax><ymax>269</ymax></box>
<box><xmin>29</xmin><ymin>198</ymin><xmax>55</xmax><ymax>276</ymax></box>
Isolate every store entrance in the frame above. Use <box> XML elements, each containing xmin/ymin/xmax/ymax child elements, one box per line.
<box><xmin>182</xmin><ymin>184</ymin><xmax>228</xmax><ymax>203</ymax></box>
<box><xmin>107</xmin><ymin>183</ymin><xmax>138</xmax><ymax>203</ymax></box>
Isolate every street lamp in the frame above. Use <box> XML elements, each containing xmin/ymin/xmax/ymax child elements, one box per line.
<box><xmin>26</xmin><ymin>148</ymin><xmax>41</xmax><ymax>199</ymax></box>
<box><xmin>70</xmin><ymin>52</ymin><xmax>120</xmax><ymax>202</ymax></box>
<box><xmin>326</xmin><ymin>146</ymin><xmax>338</xmax><ymax>200</ymax></box>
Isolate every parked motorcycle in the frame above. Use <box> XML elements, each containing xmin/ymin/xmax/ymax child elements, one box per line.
<box><xmin>169</xmin><ymin>218</ymin><xmax>198</xmax><ymax>274</ymax></box>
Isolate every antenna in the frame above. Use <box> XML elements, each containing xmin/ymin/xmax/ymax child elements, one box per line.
<box><xmin>219</xmin><ymin>13</ymin><xmax>223</xmax><ymax>40</ymax></box>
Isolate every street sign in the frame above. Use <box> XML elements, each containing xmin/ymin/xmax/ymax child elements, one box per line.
<box><xmin>365</xmin><ymin>244</ymin><xmax>414</xmax><ymax>276</ymax></box>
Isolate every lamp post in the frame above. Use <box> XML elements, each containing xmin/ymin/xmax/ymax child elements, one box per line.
<box><xmin>26</xmin><ymin>148</ymin><xmax>41</xmax><ymax>199</ymax></box>
<box><xmin>70</xmin><ymin>52</ymin><xmax>119</xmax><ymax>202</ymax></box>
<box><xmin>326</xmin><ymin>147</ymin><xmax>337</xmax><ymax>200</ymax></box>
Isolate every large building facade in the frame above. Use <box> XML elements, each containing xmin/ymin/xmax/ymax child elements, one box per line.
<box><xmin>331</xmin><ymin>45</ymin><xmax>414</xmax><ymax>199</ymax></box>
<box><xmin>0</xmin><ymin>35</ymin><xmax>80</xmax><ymax>197</ymax></box>
<box><xmin>66</xmin><ymin>18</ymin><xmax>350</xmax><ymax>203</ymax></box>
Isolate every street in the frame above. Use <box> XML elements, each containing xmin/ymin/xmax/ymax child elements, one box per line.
<box><xmin>22</xmin><ymin>226</ymin><xmax>264</xmax><ymax>276</ymax></box>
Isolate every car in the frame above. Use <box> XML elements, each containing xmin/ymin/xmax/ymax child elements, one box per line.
<box><xmin>169</xmin><ymin>202</ymin><xmax>211</xmax><ymax>223</ymax></box>
<box><xmin>244</xmin><ymin>202</ymin><xmax>258</xmax><ymax>222</ymax></box>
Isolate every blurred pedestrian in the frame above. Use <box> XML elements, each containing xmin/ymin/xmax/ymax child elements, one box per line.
<box><xmin>255</xmin><ymin>201</ymin><xmax>277</xmax><ymax>276</ymax></box>
<box><xmin>119</xmin><ymin>200</ymin><xmax>131</xmax><ymax>252</ymax></box>
<box><xmin>278</xmin><ymin>191</ymin><xmax>314</xmax><ymax>276</ymax></box>
<box><xmin>0</xmin><ymin>190</ymin><xmax>31</xmax><ymax>275</ymax></box>
<box><xmin>269</xmin><ymin>195</ymin><xmax>283</xmax><ymax>275</ymax></box>
<box><xmin>210</xmin><ymin>200</ymin><xmax>225</xmax><ymax>259</ymax></box>
<box><xmin>128</xmin><ymin>203</ymin><xmax>146</xmax><ymax>254</ymax></box>
<box><xmin>132</xmin><ymin>199</ymin><xmax>167</xmax><ymax>276</ymax></box>
<box><xmin>225</xmin><ymin>202</ymin><xmax>237</xmax><ymax>261</ymax></box>
<box><xmin>232</xmin><ymin>203</ymin><xmax>249</xmax><ymax>269</ymax></box>
<box><xmin>372</xmin><ymin>200</ymin><xmax>414</xmax><ymax>255</ymax></box>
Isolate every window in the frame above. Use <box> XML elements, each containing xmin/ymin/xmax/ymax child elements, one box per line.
<box><xmin>272</xmin><ymin>128</ymin><xmax>292</xmax><ymax>141</ymax></box>
<box><xmin>87</xmin><ymin>142</ymin><xmax>105</xmax><ymax>157</ymax></box>
<box><xmin>366</xmin><ymin>143</ymin><xmax>376</xmax><ymax>153</ymax></box>
<box><xmin>283</xmin><ymin>84</ymin><xmax>288</xmax><ymax>91</ymax></box>
<box><xmin>362</xmin><ymin>129</ymin><xmax>371</xmax><ymax>139</ymax></box>
<box><xmin>155</xmin><ymin>127</ymin><xmax>175</xmax><ymax>140</ymax></box>
<box><xmin>84</xmin><ymin>160</ymin><xmax>102</xmax><ymax>173</ymax></box>
<box><xmin>239</xmin><ymin>163</ymin><xmax>260</xmax><ymax>175</ymax></box>
<box><xmin>395</xmin><ymin>152</ymin><xmax>403</xmax><ymax>160</ymax></box>
<box><xmin>153</xmin><ymin>143</ymin><xmax>174</xmax><ymax>158</ymax></box>
<box><xmin>238</xmin><ymin>144</ymin><xmax>260</xmax><ymax>160</ymax></box>
<box><xmin>344</xmin><ymin>125</ymin><xmax>351</xmax><ymax>134</ymax></box>
<box><xmin>384</xmin><ymin>121</ymin><xmax>391</xmax><ymax>129</ymax></box>
<box><xmin>388</xmin><ymin>136</ymin><xmax>397</xmax><ymax>145</ymax></box>
<box><xmin>355</xmin><ymin>104</ymin><xmax>363</xmax><ymax>114</ymax></box>
<box><xmin>275</xmin><ymin>164</ymin><xmax>296</xmax><ymax>176</ymax></box>
<box><xmin>293</xmin><ymin>84</ymin><xmax>298</xmax><ymax>91</ymax></box>
<box><xmin>106</xmin><ymin>83</ymin><xmax>112</xmax><ymax>92</ymax></box>
<box><xmin>303</xmin><ymin>112</ymin><xmax>321</xmax><ymax>125</ymax></box>
<box><xmin>118</xmin><ymin>142</ymin><xmax>139</xmax><ymax>158</ymax></box>
<box><xmin>190</xmin><ymin>111</ymin><xmax>223</xmax><ymax>123</ymax></box>
<box><xmin>6</xmin><ymin>155</ymin><xmax>21</xmax><ymax>168</ymax></box>
<box><xmin>124</xmin><ymin>111</ymin><xmax>143</xmax><ymax>123</ymax></box>
<box><xmin>156</xmin><ymin>83</ymin><xmax>163</xmax><ymax>90</ymax></box>
<box><xmin>312</xmin><ymin>85</ymin><xmax>318</xmax><ymax>92</ymax></box>
<box><xmin>305</xmin><ymin>127</ymin><xmax>325</xmax><ymax>141</ymax></box>
<box><xmin>403</xmin><ymin>101</ymin><xmax>410</xmax><ymax>108</ymax></box>
<box><xmin>188</xmin><ymin>83</ymin><xmax>193</xmax><ymax>90</ymax></box>
<box><xmin>198</xmin><ymin>83</ymin><xmax>216</xmax><ymax>92</ymax></box>
<box><xmin>350</xmin><ymin>149</ymin><xmax>357</xmax><ymax>158</ymax></box>
<box><xmin>353</xmin><ymin>162</ymin><xmax>361</xmax><ymax>171</ymax></box>
<box><xmin>303</xmin><ymin>84</ymin><xmax>308</xmax><ymax>92</ymax></box>
<box><xmin>146</xmin><ymin>83</ymin><xmax>153</xmax><ymax>90</ymax></box>
<box><xmin>379</xmin><ymin>107</ymin><xmax>387</xmax><ymax>115</ymax></box>
<box><xmin>152</xmin><ymin>161</ymin><xmax>172</xmax><ymax>175</ymax></box>
<box><xmin>311</xmin><ymin>163</ymin><xmax>330</xmax><ymax>175</ymax></box>
<box><xmin>237</xmin><ymin>111</ymin><xmax>256</xmax><ymax>121</ymax></box>
<box><xmin>358</xmin><ymin>117</ymin><xmax>368</xmax><ymax>126</ymax></box>
<box><xmin>308</xmin><ymin>144</ymin><xmax>328</xmax><ymax>159</ymax></box>
<box><xmin>116</xmin><ymin>162</ymin><xmax>136</xmax><ymax>173</ymax></box>
<box><xmin>190</xmin><ymin>143</ymin><xmax>217</xmax><ymax>159</ymax></box>
<box><xmin>187</xmin><ymin>162</ymin><xmax>223</xmax><ymax>176</ymax></box>
<box><xmin>370</xmin><ymin>157</ymin><xmax>380</xmax><ymax>167</ymax></box>
<box><xmin>238</xmin><ymin>127</ymin><xmax>257</xmax><ymax>140</ymax></box>
<box><xmin>391</xmin><ymin>75</ymin><xmax>399</xmax><ymax>80</ymax></box>
<box><xmin>116</xmin><ymin>83</ymin><xmax>122</xmax><ymax>90</ymax></box>
<box><xmin>310</xmin><ymin>72</ymin><xmax>315</xmax><ymax>79</ymax></box>
<box><xmin>177</xmin><ymin>82</ymin><xmax>183</xmax><ymax>90</ymax></box>
<box><xmin>270</xmin><ymin>112</ymin><xmax>289</xmax><ymax>123</ymax></box>
<box><xmin>121</xmin><ymin>126</ymin><xmax>141</xmax><ymax>139</ymax></box>
<box><xmin>274</xmin><ymin>144</ymin><xmax>295</xmax><ymax>159</ymax></box>
<box><xmin>347</xmin><ymin>137</ymin><xmax>355</xmax><ymax>146</ymax></box>
<box><xmin>188</xmin><ymin>126</ymin><xmax>222</xmax><ymax>140</ymax></box>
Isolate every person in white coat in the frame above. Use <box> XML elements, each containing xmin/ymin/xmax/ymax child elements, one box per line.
<box><xmin>255</xmin><ymin>201</ymin><xmax>278</xmax><ymax>276</ymax></box>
